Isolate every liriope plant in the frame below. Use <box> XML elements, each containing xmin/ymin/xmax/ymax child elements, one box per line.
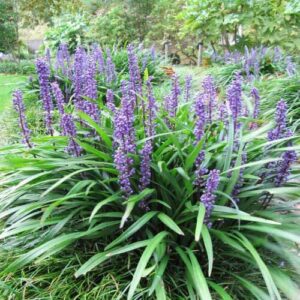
<box><xmin>0</xmin><ymin>44</ymin><xmax>299</xmax><ymax>300</ymax></box>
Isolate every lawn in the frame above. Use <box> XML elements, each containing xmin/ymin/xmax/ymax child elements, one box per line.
<box><xmin>0</xmin><ymin>74</ymin><xmax>27</xmax><ymax>113</ymax></box>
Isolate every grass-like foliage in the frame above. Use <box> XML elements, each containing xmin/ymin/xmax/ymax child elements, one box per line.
<box><xmin>0</xmin><ymin>44</ymin><xmax>299</xmax><ymax>299</ymax></box>
<box><xmin>258</xmin><ymin>75</ymin><xmax>300</xmax><ymax>130</ymax></box>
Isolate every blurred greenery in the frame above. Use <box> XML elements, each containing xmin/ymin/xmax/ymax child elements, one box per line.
<box><xmin>0</xmin><ymin>0</ymin><xmax>18</xmax><ymax>53</ymax></box>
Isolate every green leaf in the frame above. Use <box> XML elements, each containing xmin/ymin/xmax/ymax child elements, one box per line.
<box><xmin>185</xmin><ymin>139</ymin><xmax>204</xmax><ymax>170</ymax></box>
<box><xmin>148</xmin><ymin>255</ymin><xmax>169</xmax><ymax>296</ymax></box>
<box><xmin>126</xmin><ymin>188</ymin><xmax>155</xmax><ymax>204</ymax></box>
<box><xmin>120</xmin><ymin>202</ymin><xmax>135</xmax><ymax>229</ymax></box>
<box><xmin>186</xmin><ymin>248</ymin><xmax>212</xmax><ymax>300</ymax></box>
<box><xmin>3</xmin><ymin>232</ymin><xmax>86</xmax><ymax>274</ymax></box>
<box><xmin>208</xmin><ymin>281</ymin><xmax>233</xmax><ymax>300</ymax></box>
<box><xmin>89</xmin><ymin>194</ymin><xmax>121</xmax><ymax>223</ymax></box>
<box><xmin>215</xmin><ymin>214</ymin><xmax>281</xmax><ymax>225</ymax></box>
<box><xmin>242</xmin><ymin>225</ymin><xmax>300</xmax><ymax>244</ymax></box>
<box><xmin>76</xmin><ymin>140</ymin><xmax>111</xmax><ymax>161</ymax></box>
<box><xmin>235</xmin><ymin>232</ymin><xmax>281</xmax><ymax>300</ymax></box>
<box><xmin>78</xmin><ymin>112</ymin><xmax>112</xmax><ymax>148</ymax></box>
<box><xmin>195</xmin><ymin>203</ymin><xmax>205</xmax><ymax>242</ymax></box>
<box><xmin>75</xmin><ymin>240</ymin><xmax>149</xmax><ymax>277</ymax></box>
<box><xmin>127</xmin><ymin>231</ymin><xmax>168</xmax><ymax>300</ymax></box>
<box><xmin>157</xmin><ymin>213</ymin><xmax>184</xmax><ymax>235</ymax></box>
<box><xmin>202</xmin><ymin>225</ymin><xmax>213</xmax><ymax>276</ymax></box>
<box><xmin>105</xmin><ymin>211</ymin><xmax>157</xmax><ymax>250</ymax></box>
<box><xmin>41</xmin><ymin>168</ymin><xmax>96</xmax><ymax>197</ymax></box>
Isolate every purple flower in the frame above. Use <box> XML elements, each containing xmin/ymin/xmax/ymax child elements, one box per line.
<box><xmin>219</xmin><ymin>102</ymin><xmax>228</xmax><ymax>121</ymax></box>
<box><xmin>114</xmin><ymin>146</ymin><xmax>135</xmax><ymax>196</ymax></box>
<box><xmin>55</xmin><ymin>43</ymin><xmax>70</xmax><ymax>77</ymax></box>
<box><xmin>285</xmin><ymin>56</ymin><xmax>296</xmax><ymax>77</ymax></box>
<box><xmin>165</xmin><ymin>75</ymin><xmax>181</xmax><ymax>120</ymax></box>
<box><xmin>194</xmin><ymin>150</ymin><xmax>208</xmax><ymax>187</ymax></box>
<box><xmin>60</xmin><ymin>113</ymin><xmax>81</xmax><ymax>156</ymax></box>
<box><xmin>73</xmin><ymin>46</ymin><xmax>87</xmax><ymax>106</ymax></box>
<box><xmin>200</xmin><ymin>169</ymin><xmax>220</xmax><ymax>225</ymax></box>
<box><xmin>92</xmin><ymin>43</ymin><xmax>105</xmax><ymax>74</ymax></box>
<box><xmin>184</xmin><ymin>75</ymin><xmax>192</xmax><ymax>102</ymax></box>
<box><xmin>12</xmin><ymin>90</ymin><xmax>32</xmax><ymax>148</ymax></box>
<box><xmin>51</xmin><ymin>82</ymin><xmax>65</xmax><ymax>116</ymax></box>
<box><xmin>138</xmin><ymin>77</ymin><xmax>157</xmax><ymax>194</ymax></box>
<box><xmin>79</xmin><ymin>100</ymin><xmax>100</xmax><ymax>123</ymax></box>
<box><xmin>83</xmin><ymin>55</ymin><xmax>98</xmax><ymax>100</ymax></box>
<box><xmin>274</xmin><ymin>150</ymin><xmax>297</xmax><ymax>186</ymax></box>
<box><xmin>194</xmin><ymin>93</ymin><xmax>206</xmax><ymax>142</ymax></box>
<box><xmin>227</xmin><ymin>73</ymin><xmax>242</xmax><ymax>132</ymax></box>
<box><xmin>249</xmin><ymin>87</ymin><xmax>260</xmax><ymax>129</ymax></box>
<box><xmin>113</xmin><ymin>81</ymin><xmax>136</xmax><ymax>196</ymax></box>
<box><xmin>105</xmin><ymin>48</ymin><xmax>117</xmax><ymax>84</ymax></box>
<box><xmin>35</xmin><ymin>57</ymin><xmax>54</xmax><ymax>135</ymax></box>
<box><xmin>268</xmin><ymin>100</ymin><xmax>288</xmax><ymax>141</ymax></box>
<box><xmin>265</xmin><ymin>100</ymin><xmax>296</xmax><ymax>187</ymax></box>
<box><xmin>145</xmin><ymin>77</ymin><xmax>157</xmax><ymax>138</ymax></box>
<box><xmin>273</xmin><ymin>47</ymin><xmax>282</xmax><ymax>63</ymax></box>
<box><xmin>127</xmin><ymin>44</ymin><xmax>142</xmax><ymax>97</ymax></box>
<box><xmin>106</xmin><ymin>89</ymin><xmax>115</xmax><ymax>112</ymax></box>
<box><xmin>139</xmin><ymin>140</ymin><xmax>152</xmax><ymax>191</ymax></box>
<box><xmin>202</xmin><ymin>76</ymin><xmax>217</xmax><ymax>123</ymax></box>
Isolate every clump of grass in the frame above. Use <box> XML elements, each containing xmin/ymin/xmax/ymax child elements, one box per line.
<box><xmin>0</xmin><ymin>44</ymin><xmax>299</xmax><ymax>299</ymax></box>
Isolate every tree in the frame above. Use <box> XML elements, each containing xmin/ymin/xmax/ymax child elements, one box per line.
<box><xmin>17</xmin><ymin>0</ymin><xmax>83</xmax><ymax>25</ymax></box>
<box><xmin>180</xmin><ymin>0</ymin><xmax>300</xmax><ymax>53</ymax></box>
<box><xmin>0</xmin><ymin>0</ymin><xmax>18</xmax><ymax>53</ymax></box>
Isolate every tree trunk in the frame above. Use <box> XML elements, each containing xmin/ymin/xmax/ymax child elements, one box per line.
<box><xmin>197</xmin><ymin>42</ymin><xmax>203</xmax><ymax>67</ymax></box>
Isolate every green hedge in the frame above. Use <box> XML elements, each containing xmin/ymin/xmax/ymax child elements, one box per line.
<box><xmin>0</xmin><ymin>60</ymin><xmax>35</xmax><ymax>75</ymax></box>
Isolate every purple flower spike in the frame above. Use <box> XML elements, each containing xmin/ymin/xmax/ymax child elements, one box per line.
<box><xmin>113</xmin><ymin>81</ymin><xmax>136</xmax><ymax>197</ymax></box>
<box><xmin>60</xmin><ymin>113</ymin><xmax>81</xmax><ymax>157</ymax></box>
<box><xmin>184</xmin><ymin>75</ymin><xmax>192</xmax><ymax>102</ymax></box>
<box><xmin>200</xmin><ymin>169</ymin><xmax>220</xmax><ymax>226</ymax></box>
<box><xmin>114</xmin><ymin>146</ymin><xmax>135</xmax><ymax>196</ymax></box>
<box><xmin>285</xmin><ymin>56</ymin><xmax>296</xmax><ymax>77</ymax></box>
<box><xmin>55</xmin><ymin>43</ymin><xmax>70</xmax><ymax>77</ymax></box>
<box><xmin>194</xmin><ymin>93</ymin><xmax>206</xmax><ymax>142</ymax></box>
<box><xmin>194</xmin><ymin>150</ymin><xmax>208</xmax><ymax>187</ymax></box>
<box><xmin>105</xmin><ymin>48</ymin><xmax>117</xmax><ymax>84</ymax></box>
<box><xmin>165</xmin><ymin>75</ymin><xmax>181</xmax><ymax>120</ymax></box>
<box><xmin>249</xmin><ymin>87</ymin><xmax>260</xmax><ymax>129</ymax></box>
<box><xmin>227</xmin><ymin>73</ymin><xmax>242</xmax><ymax>132</ymax></box>
<box><xmin>145</xmin><ymin>77</ymin><xmax>157</xmax><ymax>138</ymax></box>
<box><xmin>106</xmin><ymin>89</ymin><xmax>115</xmax><ymax>113</ymax></box>
<box><xmin>73</xmin><ymin>46</ymin><xmax>87</xmax><ymax>106</ymax></box>
<box><xmin>219</xmin><ymin>102</ymin><xmax>228</xmax><ymax>122</ymax></box>
<box><xmin>202</xmin><ymin>76</ymin><xmax>217</xmax><ymax>123</ymax></box>
<box><xmin>275</xmin><ymin>150</ymin><xmax>297</xmax><ymax>186</ymax></box>
<box><xmin>138</xmin><ymin>77</ymin><xmax>157</xmax><ymax>195</ymax></box>
<box><xmin>127</xmin><ymin>44</ymin><xmax>142</xmax><ymax>97</ymax></box>
<box><xmin>92</xmin><ymin>44</ymin><xmax>105</xmax><ymax>74</ymax></box>
<box><xmin>139</xmin><ymin>140</ymin><xmax>152</xmax><ymax>191</ymax></box>
<box><xmin>80</xmin><ymin>100</ymin><xmax>100</xmax><ymax>123</ymax></box>
<box><xmin>273</xmin><ymin>47</ymin><xmax>282</xmax><ymax>63</ymax></box>
<box><xmin>268</xmin><ymin>100</ymin><xmax>288</xmax><ymax>141</ymax></box>
<box><xmin>35</xmin><ymin>57</ymin><xmax>54</xmax><ymax>135</ymax></box>
<box><xmin>51</xmin><ymin>82</ymin><xmax>65</xmax><ymax>116</ymax></box>
<box><xmin>12</xmin><ymin>90</ymin><xmax>32</xmax><ymax>148</ymax></box>
<box><xmin>83</xmin><ymin>55</ymin><xmax>98</xmax><ymax>100</ymax></box>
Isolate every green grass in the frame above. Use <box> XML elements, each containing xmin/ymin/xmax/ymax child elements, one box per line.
<box><xmin>0</xmin><ymin>74</ymin><xmax>28</xmax><ymax>113</ymax></box>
